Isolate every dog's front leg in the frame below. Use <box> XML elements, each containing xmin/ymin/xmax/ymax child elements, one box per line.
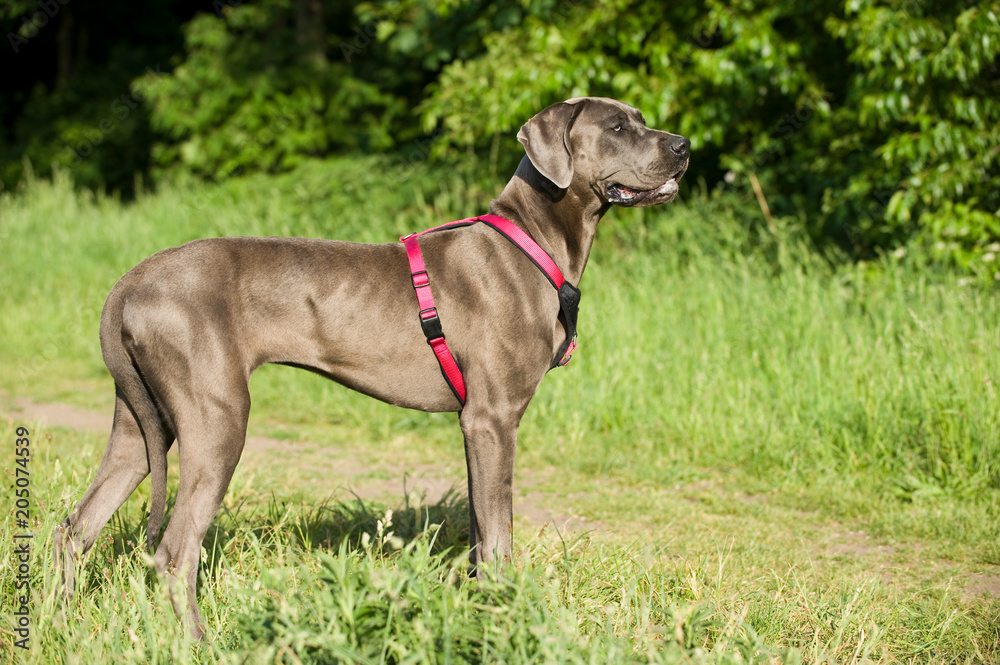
<box><xmin>459</xmin><ymin>402</ymin><xmax>520</xmax><ymax>574</ymax></box>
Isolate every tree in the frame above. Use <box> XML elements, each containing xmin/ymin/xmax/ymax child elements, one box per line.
<box><xmin>418</xmin><ymin>0</ymin><xmax>1000</xmax><ymax>265</ymax></box>
<box><xmin>0</xmin><ymin>0</ymin><xmax>191</xmax><ymax>192</ymax></box>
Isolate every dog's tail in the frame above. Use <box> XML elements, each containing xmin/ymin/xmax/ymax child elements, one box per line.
<box><xmin>99</xmin><ymin>274</ymin><xmax>171</xmax><ymax>552</ymax></box>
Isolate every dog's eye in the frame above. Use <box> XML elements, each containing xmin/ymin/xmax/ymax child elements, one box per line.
<box><xmin>613</xmin><ymin>124</ymin><xmax>623</xmax><ymax>132</ymax></box>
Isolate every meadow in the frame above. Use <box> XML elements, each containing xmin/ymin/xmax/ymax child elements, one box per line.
<box><xmin>1</xmin><ymin>158</ymin><xmax>998</xmax><ymax>663</ymax></box>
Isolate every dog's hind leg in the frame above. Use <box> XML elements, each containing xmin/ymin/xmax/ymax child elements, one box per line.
<box><xmin>152</xmin><ymin>379</ymin><xmax>250</xmax><ymax>641</ymax></box>
<box><xmin>55</xmin><ymin>392</ymin><xmax>170</xmax><ymax>595</ymax></box>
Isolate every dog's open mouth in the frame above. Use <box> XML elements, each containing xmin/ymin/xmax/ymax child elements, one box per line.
<box><xmin>606</xmin><ymin>175</ymin><xmax>682</xmax><ymax>207</ymax></box>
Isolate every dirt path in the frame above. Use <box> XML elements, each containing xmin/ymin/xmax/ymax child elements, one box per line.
<box><xmin>5</xmin><ymin>396</ymin><xmax>599</xmax><ymax>532</ymax></box>
<box><xmin>7</xmin><ymin>396</ymin><xmax>998</xmax><ymax>602</ymax></box>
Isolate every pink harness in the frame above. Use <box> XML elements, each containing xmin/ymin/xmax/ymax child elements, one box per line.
<box><xmin>400</xmin><ymin>213</ymin><xmax>580</xmax><ymax>406</ymax></box>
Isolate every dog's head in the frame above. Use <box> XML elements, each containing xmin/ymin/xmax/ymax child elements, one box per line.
<box><xmin>517</xmin><ymin>97</ymin><xmax>689</xmax><ymax>207</ymax></box>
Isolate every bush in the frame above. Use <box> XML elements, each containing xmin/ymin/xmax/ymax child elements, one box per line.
<box><xmin>2</xmin><ymin>0</ymin><xmax>996</xmax><ymax>265</ymax></box>
<box><xmin>418</xmin><ymin>0</ymin><xmax>1000</xmax><ymax>266</ymax></box>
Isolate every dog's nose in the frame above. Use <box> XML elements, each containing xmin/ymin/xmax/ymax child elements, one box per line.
<box><xmin>670</xmin><ymin>136</ymin><xmax>690</xmax><ymax>156</ymax></box>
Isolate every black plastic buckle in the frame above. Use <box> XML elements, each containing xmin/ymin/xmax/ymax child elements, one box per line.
<box><xmin>411</xmin><ymin>270</ymin><xmax>429</xmax><ymax>289</ymax></box>
<box><xmin>558</xmin><ymin>281</ymin><xmax>581</xmax><ymax>321</ymax></box>
<box><xmin>552</xmin><ymin>281</ymin><xmax>581</xmax><ymax>369</ymax></box>
<box><xmin>419</xmin><ymin>308</ymin><xmax>444</xmax><ymax>340</ymax></box>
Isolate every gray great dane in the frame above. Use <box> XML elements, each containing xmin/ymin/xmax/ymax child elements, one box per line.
<box><xmin>54</xmin><ymin>97</ymin><xmax>690</xmax><ymax>638</ymax></box>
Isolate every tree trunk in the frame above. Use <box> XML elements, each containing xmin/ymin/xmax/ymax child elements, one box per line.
<box><xmin>55</xmin><ymin>8</ymin><xmax>73</xmax><ymax>85</ymax></box>
<box><xmin>295</xmin><ymin>0</ymin><xmax>327</xmax><ymax>67</ymax></box>
<box><xmin>55</xmin><ymin>8</ymin><xmax>86</xmax><ymax>86</ymax></box>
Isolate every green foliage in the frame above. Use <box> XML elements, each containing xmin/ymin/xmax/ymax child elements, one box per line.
<box><xmin>142</xmin><ymin>0</ymin><xmax>550</xmax><ymax>180</ymax></box>
<box><xmin>3</xmin><ymin>160</ymin><xmax>999</xmax><ymax>498</ymax></box>
<box><xmin>417</xmin><ymin>1</ymin><xmax>843</xmax><ymax>210</ymax></box>
<box><xmin>419</xmin><ymin>0</ymin><xmax>1000</xmax><ymax>264</ymax></box>
<box><xmin>0</xmin><ymin>439</ymin><xmax>806</xmax><ymax>665</ymax></box>
<box><xmin>0</xmin><ymin>0</ymin><xmax>185</xmax><ymax>193</ymax></box>
<box><xmin>234</xmin><ymin>536</ymin><xmax>784</xmax><ymax>665</ymax></box>
<box><xmin>143</xmin><ymin>1</ymin><xmax>402</xmax><ymax>180</ymax></box>
<box><xmin>826</xmin><ymin>1</ymin><xmax>1000</xmax><ymax>272</ymax></box>
<box><xmin>3</xmin><ymin>0</ymin><xmax>996</xmax><ymax>263</ymax></box>
<box><xmin>3</xmin><ymin>58</ymin><xmax>157</xmax><ymax>191</ymax></box>
<box><xmin>2</xmin><ymin>161</ymin><xmax>999</xmax><ymax>662</ymax></box>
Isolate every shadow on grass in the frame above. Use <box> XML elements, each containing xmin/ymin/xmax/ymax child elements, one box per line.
<box><xmin>208</xmin><ymin>486</ymin><xmax>471</xmax><ymax>558</ymax></box>
<box><xmin>86</xmin><ymin>487</ymin><xmax>471</xmax><ymax>594</ymax></box>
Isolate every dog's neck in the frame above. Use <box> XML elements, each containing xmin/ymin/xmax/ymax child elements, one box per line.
<box><xmin>490</xmin><ymin>156</ymin><xmax>610</xmax><ymax>287</ymax></box>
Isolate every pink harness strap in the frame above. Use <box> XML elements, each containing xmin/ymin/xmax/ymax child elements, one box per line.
<box><xmin>401</xmin><ymin>231</ymin><xmax>469</xmax><ymax>404</ymax></box>
<box><xmin>476</xmin><ymin>214</ymin><xmax>565</xmax><ymax>288</ymax></box>
<box><xmin>400</xmin><ymin>214</ymin><xmax>578</xmax><ymax>407</ymax></box>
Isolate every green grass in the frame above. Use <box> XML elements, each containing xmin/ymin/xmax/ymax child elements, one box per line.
<box><xmin>1</xmin><ymin>159</ymin><xmax>999</xmax><ymax>662</ymax></box>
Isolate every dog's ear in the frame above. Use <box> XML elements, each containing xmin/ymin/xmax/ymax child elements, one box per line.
<box><xmin>517</xmin><ymin>101</ymin><xmax>584</xmax><ymax>190</ymax></box>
